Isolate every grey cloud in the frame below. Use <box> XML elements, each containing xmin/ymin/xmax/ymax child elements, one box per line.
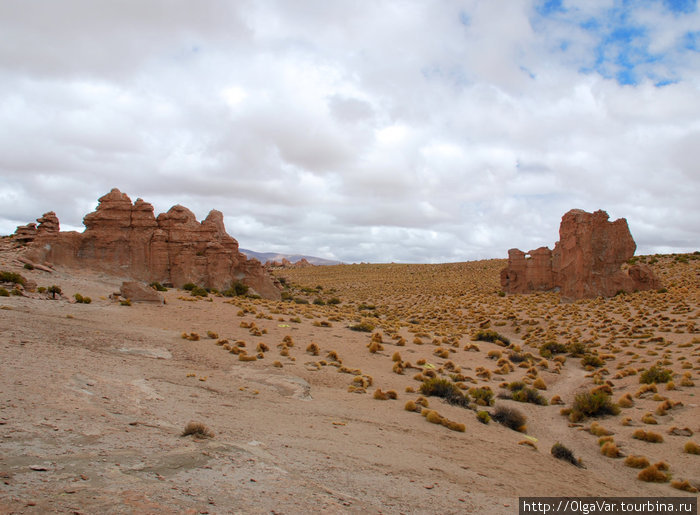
<box><xmin>1</xmin><ymin>1</ymin><xmax>698</xmax><ymax>261</ymax></box>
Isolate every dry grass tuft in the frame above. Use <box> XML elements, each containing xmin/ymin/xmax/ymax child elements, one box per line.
<box><xmin>181</xmin><ymin>421</ymin><xmax>214</xmax><ymax>439</ymax></box>
<box><xmin>551</xmin><ymin>442</ymin><xmax>582</xmax><ymax>467</ymax></box>
<box><xmin>600</xmin><ymin>441</ymin><xmax>622</xmax><ymax>458</ymax></box>
<box><xmin>637</xmin><ymin>464</ymin><xmax>669</xmax><ymax>483</ymax></box>
<box><xmin>632</xmin><ymin>429</ymin><xmax>663</xmax><ymax>443</ymax></box>
<box><xmin>624</xmin><ymin>455</ymin><xmax>650</xmax><ymax>469</ymax></box>
<box><xmin>670</xmin><ymin>480</ymin><xmax>698</xmax><ymax>493</ymax></box>
<box><xmin>684</xmin><ymin>441</ymin><xmax>700</xmax><ymax>454</ymax></box>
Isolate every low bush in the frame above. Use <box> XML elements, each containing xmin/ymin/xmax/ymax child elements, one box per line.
<box><xmin>640</xmin><ymin>366</ymin><xmax>673</xmax><ymax>384</ymax></box>
<box><xmin>473</xmin><ymin>329</ymin><xmax>510</xmax><ymax>346</ymax></box>
<box><xmin>684</xmin><ymin>441</ymin><xmax>700</xmax><ymax>454</ymax></box>
<box><xmin>469</xmin><ymin>386</ymin><xmax>494</xmax><ymax>406</ymax></box>
<box><xmin>181</xmin><ymin>421</ymin><xmax>214</xmax><ymax>438</ymax></box>
<box><xmin>632</xmin><ymin>429</ymin><xmax>663</xmax><ymax>443</ymax></box>
<box><xmin>511</xmin><ymin>385</ymin><xmax>548</xmax><ymax>406</ymax></box>
<box><xmin>624</xmin><ymin>455</ymin><xmax>650</xmax><ymax>469</ymax></box>
<box><xmin>670</xmin><ymin>480</ymin><xmax>698</xmax><ymax>493</ymax></box>
<box><xmin>567</xmin><ymin>341</ymin><xmax>587</xmax><ymax>357</ymax></box>
<box><xmin>637</xmin><ymin>465</ymin><xmax>669</xmax><ymax>483</ymax></box>
<box><xmin>551</xmin><ymin>442</ymin><xmax>582</xmax><ymax>467</ymax></box>
<box><xmin>493</xmin><ymin>405</ymin><xmax>526</xmax><ymax>432</ymax></box>
<box><xmin>476</xmin><ymin>410</ymin><xmax>491</xmax><ymax>424</ymax></box>
<box><xmin>150</xmin><ymin>282</ymin><xmax>168</xmax><ymax>292</ymax></box>
<box><xmin>350</xmin><ymin>321</ymin><xmax>375</xmax><ymax>332</ymax></box>
<box><xmin>569</xmin><ymin>390</ymin><xmax>619</xmax><ymax>421</ymax></box>
<box><xmin>190</xmin><ymin>286</ymin><xmax>208</xmax><ymax>297</ymax></box>
<box><xmin>600</xmin><ymin>441</ymin><xmax>622</xmax><ymax>458</ymax></box>
<box><xmin>0</xmin><ymin>271</ymin><xmax>25</xmax><ymax>285</ymax></box>
<box><xmin>420</xmin><ymin>377</ymin><xmax>470</xmax><ymax>407</ymax></box>
<box><xmin>182</xmin><ymin>282</ymin><xmax>196</xmax><ymax>291</ymax></box>
<box><xmin>581</xmin><ymin>354</ymin><xmax>604</xmax><ymax>368</ymax></box>
<box><xmin>540</xmin><ymin>341</ymin><xmax>567</xmax><ymax>358</ymax></box>
<box><xmin>73</xmin><ymin>293</ymin><xmax>92</xmax><ymax>304</ymax></box>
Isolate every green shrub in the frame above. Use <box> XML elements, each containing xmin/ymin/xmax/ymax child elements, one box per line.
<box><xmin>473</xmin><ymin>329</ymin><xmax>510</xmax><ymax>346</ymax></box>
<box><xmin>640</xmin><ymin>366</ymin><xmax>673</xmax><ymax>384</ymax></box>
<box><xmin>150</xmin><ymin>282</ymin><xmax>168</xmax><ymax>292</ymax></box>
<box><xmin>469</xmin><ymin>386</ymin><xmax>494</xmax><ymax>406</ymax></box>
<box><xmin>0</xmin><ymin>288</ymin><xmax>8</xmax><ymax>297</ymax></box>
<box><xmin>47</xmin><ymin>285</ymin><xmax>62</xmax><ymax>299</ymax></box>
<box><xmin>0</xmin><ymin>271</ymin><xmax>25</xmax><ymax>285</ymax></box>
<box><xmin>358</xmin><ymin>303</ymin><xmax>376</xmax><ymax>311</ymax></box>
<box><xmin>567</xmin><ymin>341</ymin><xmax>587</xmax><ymax>357</ymax></box>
<box><xmin>23</xmin><ymin>263</ymin><xmax>34</xmax><ymax>270</ymax></box>
<box><xmin>570</xmin><ymin>390</ymin><xmax>619</xmax><ymax>420</ymax></box>
<box><xmin>476</xmin><ymin>410</ymin><xmax>491</xmax><ymax>424</ymax></box>
<box><xmin>37</xmin><ymin>286</ymin><xmax>46</xmax><ymax>293</ymax></box>
<box><xmin>190</xmin><ymin>286</ymin><xmax>208</xmax><ymax>297</ymax></box>
<box><xmin>294</xmin><ymin>298</ymin><xmax>309</xmax><ymax>304</ymax></box>
<box><xmin>182</xmin><ymin>282</ymin><xmax>196</xmax><ymax>291</ymax></box>
<box><xmin>281</xmin><ymin>291</ymin><xmax>293</xmax><ymax>301</ymax></box>
<box><xmin>120</xmin><ymin>299</ymin><xmax>132</xmax><ymax>306</ymax></box>
<box><xmin>581</xmin><ymin>354</ymin><xmax>604</xmax><ymax>368</ymax></box>
<box><xmin>551</xmin><ymin>442</ymin><xmax>582</xmax><ymax>467</ymax></box>
<box><xmin>508</xmin><ymin>351</ymin><xmax>528</xmax><ymax>363</ymax></box>
<box><xmin>512</xmin><ymin>386</ymin><xmax>548</xmax><ymax>406</ymax></box>
<box><xmin>73</xmin><ymin>293</ymin><xmax>92</xmax><ymax>304</ymax></box>
<box><xmin>492</xmin><ymin>405</ymin><xmax>526</xmax><ymax>432</ymax></box>
<box><xmin>420</xmin><ymin>377</ymin><xmax>470</xmax><ymax>407</ymax></box>
<box><xmin>540</xmin><ymin>341</ymin><xmax>567</xmax><ymax>358</ymax></box>
<box><xmin>313</xmin><ymin>297</ymin><xmax>326</xmax><ymax>305</ymax></box>
<box><xmin>327</xmin><ymin>297</ymin><xmax>341</xmax><ymax>305</ymax></box>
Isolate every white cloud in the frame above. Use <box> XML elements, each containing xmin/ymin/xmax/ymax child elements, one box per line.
<box><xmin>0</xmin><ymin>0</ymin><xmax>698</xmax><ymax>262</ymax></box>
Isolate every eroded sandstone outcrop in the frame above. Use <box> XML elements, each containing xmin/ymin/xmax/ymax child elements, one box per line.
<box><xmin>16</xmin><ymin>189</ymin><xmax>280</xmax><ymax>300</ymax></box>
<box><xmin>500</xmin><ymin>209</ymin><xmax>660</xmax><ymax>300</ymax></box>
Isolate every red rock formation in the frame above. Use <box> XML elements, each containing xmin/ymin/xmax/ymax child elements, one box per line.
<box><xmin>119</xmin><ymin>281</ymin><xmax>164</xmax><ymax>304</ymax></box>
<box><xmin>501</xmin><ymin>209</ymin><xmax>660</xmax><ymax>300</ymax></box>
<box><xmin>17</xmin><ymin>189</ymin><xmax>280</xmax><ymax>300</ymax></box>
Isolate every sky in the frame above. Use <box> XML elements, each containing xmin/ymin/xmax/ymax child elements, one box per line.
<box><xmin>1</xmin><ymin>0</ymin><xmax>699</xmax><ymax>263</ymax></box>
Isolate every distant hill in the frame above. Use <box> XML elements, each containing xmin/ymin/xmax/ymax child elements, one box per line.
<box><xmin>240</xmin><ymin>249</ymin><xmax>342</xmax><ymax>266</ymax></box>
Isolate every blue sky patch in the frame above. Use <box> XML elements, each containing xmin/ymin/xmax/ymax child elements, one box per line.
<box><xmin>533</xmin><ymin>0</ymin><xmax>698</xmax><ymax>86</ymax></box>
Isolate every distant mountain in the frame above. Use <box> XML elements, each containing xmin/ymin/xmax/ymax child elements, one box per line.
<box><xmin>240</xmin><ymin>249</ymin><xmax>342</xmax><ymax>266</ymax></box>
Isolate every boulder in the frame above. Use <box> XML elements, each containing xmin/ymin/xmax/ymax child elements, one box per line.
<box><xmin>119</xmin><ymin>281</ymin><xmax>164</xmax><ymax>304</ymax></box>
<box><xmin>16</xmin><ymin>189</ymin><xmax>281</xmax><ymax>300</ymax></box>
<box><xmin>501</xmin><ymin>209</ymin><xmax>661</xmax><ymax>300</ymax></box>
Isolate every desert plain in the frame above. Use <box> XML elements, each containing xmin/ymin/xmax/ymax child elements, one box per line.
<box><xmin>0</xmin><ymin>240</ymin><xmax>698</xmax><ymax>514</ymax></box>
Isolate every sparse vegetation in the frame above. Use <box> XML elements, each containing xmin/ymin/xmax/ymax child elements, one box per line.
<box><xmin>568</xmin><ymin>390</ymin><xmax>619</xmax><ymax>421</ymax></box>
<box><xmin>639</xmin><ymin>366</ymin><xmax>673</xmax><ymax>384</ymax></box>
<box><xmin>551</xmin><ymin>443</ymin><xmax>582</xmax><ymax>467</ymax></box>
<box><xmin>492</xmin><ymin>405</ymin><xmax>526</xmax><ymax>432</ymax></box>
<box><xmin>181</xmin><ymin>421</ymin><xmax>214</xmax><ymax>438</ymax></box>
<box><xmin>419</xmin><ymin>377</ymin><xmax>469</xmax><ymax>407</ymax></box>
<box><xmin>473</xmin><ymin>329</ymin><xmax>510</xmax><ymax>346</ymax></box>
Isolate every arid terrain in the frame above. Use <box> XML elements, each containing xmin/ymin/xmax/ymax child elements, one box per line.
<box><xmin>1</xmin><ymin>239</ymin><xmax>698</xmax><ymax>514</ymax></box>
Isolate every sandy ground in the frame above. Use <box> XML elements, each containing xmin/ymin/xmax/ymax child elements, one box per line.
<box><xmin>0</xmin><ymin>244</ymin><xmax>698</xmax><ymax>514</ymax></box>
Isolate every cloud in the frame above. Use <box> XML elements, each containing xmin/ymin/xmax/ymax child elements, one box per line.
<box><xmin>0</xmin><ymin>0</ymin><xmax>698</xmax><ymax>263</ymax></box>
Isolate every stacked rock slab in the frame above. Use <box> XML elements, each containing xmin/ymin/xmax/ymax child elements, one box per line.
<box><xmin>17</xmin><ymin>189</ymin><xmax>280</xmax><ymax>300</ymax></box>
<box><xmin>500</xmin><ymin>209</ymin><xmax>660</xmax><ymax>301</ymax></box>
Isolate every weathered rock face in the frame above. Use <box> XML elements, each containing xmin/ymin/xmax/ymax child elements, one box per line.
<box><xmin>501</xmin><ymin>209</ymin><xmax>661</xmax><ymax>300</ymax></box>
<box><xmin>119</xmin><ymin>281</ymin><xmax>164</xmax><ymax>304</ymax></box>
<box><xmin>17</xmin><ymin>189</ymin><xmax>280</xmax><ymax>300</ymax></box>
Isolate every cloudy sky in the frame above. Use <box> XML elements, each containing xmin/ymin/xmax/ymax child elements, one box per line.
<box><xmin>1</xmin><ymin>0</ymin><xmax>699</xmax><ymax>263</ymax></box>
